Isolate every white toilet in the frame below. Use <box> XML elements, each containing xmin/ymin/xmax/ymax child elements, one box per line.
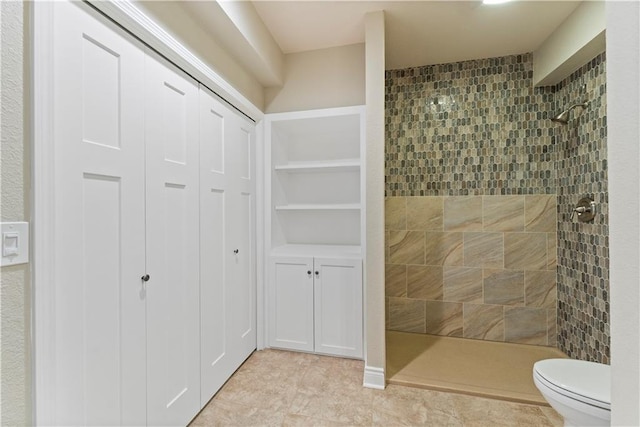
<box><xmin>533</xmin><ymin>358</ymin><xmax>610</xmax><ymax>427</ymax></box>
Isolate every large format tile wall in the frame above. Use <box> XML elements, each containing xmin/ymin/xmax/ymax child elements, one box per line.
<box><xmin>555</xmin><ymin>53</ymin><xmax>609</xmax><ymax>363</ymax></box>
<box><xmin>385</xmin><ymin>54</ymin><xmax>558</xmax><ymax>346</ymax></box>
<box><xmin>385</xmin><ymin>196</ymin><xmax>557</xmax><ymax>345</ymax></box>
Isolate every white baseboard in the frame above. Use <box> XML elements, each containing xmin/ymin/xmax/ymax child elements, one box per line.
<box><xmin>363</xmin><ymin>365</ymin><xmax>385</xmax><ymax>389</ymax></box>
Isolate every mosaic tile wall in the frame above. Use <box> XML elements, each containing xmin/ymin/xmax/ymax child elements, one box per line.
<box><xmin>385</xmin><ymin>195</ymin><xmax>557</xmax><ymax>345</ymax></box>
<box><xmin>385</xmin><ymin>53</ymin><xmax>557</xmax><ymax>197</ymax></box>
<box><xmin>555</xmin><ymin>53</ymin><xmax>609</xmax><ymax>363</ymax></box>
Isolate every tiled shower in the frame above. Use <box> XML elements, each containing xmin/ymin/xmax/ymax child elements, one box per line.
<box><xmin>385</xmin><ymin>52</ymin><xmax>609</xmax><ymax>362</ymax></box>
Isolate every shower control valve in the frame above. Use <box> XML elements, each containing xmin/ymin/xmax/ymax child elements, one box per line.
<box><xmin>571</xmin><ymin>197</ymin><xmax>596</xmax><ymax>223</ymax></box>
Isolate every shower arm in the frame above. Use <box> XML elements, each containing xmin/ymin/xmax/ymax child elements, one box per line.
<box><xmin>566</xmin><ymin>102</ymin><xmax>589</xmax><ymax>112</ymax></box>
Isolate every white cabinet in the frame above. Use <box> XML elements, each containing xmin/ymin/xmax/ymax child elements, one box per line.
<box><xmin>47</xmin><ymin>2</ymin><xmax>255</xmax><ymax>425</ymax></box>
<box><xmin>269</xmin><ymin>257</ymin><xmax>315</xmax><ymax>352</ymax></box>
<box><xmin>313</xmin><ymin>258</ymin><xmax>363</xmax><ymax>358</ymax></box>
<box><xmin>269</xmin><ymin>256</ymin><xmax>363</xmax><ymax>358</ymax></box>
<box><xmin>265</xmin><ymin>106</ymin><xmax>366</xmax><ymax>360</ymax></box>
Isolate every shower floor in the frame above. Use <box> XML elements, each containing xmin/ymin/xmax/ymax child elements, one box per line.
<box><xmin>386</xmin><ymin>331</ymin><xmax>568</xmax><ymax>405</ymax></box>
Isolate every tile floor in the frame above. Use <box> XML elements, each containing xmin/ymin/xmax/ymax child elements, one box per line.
<box><xmin>190</xmin><ymin>349</ymin><xmax>563</xmax><ymax>427</ymax></box>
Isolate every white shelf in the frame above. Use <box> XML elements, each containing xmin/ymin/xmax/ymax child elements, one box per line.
<box><xmin>274</xmin><ymin>159</ymin><xmax>360</xmax><ymax>173</ymax></box>
<box><xmin>271</xmin><ymin>244</ymin><xmax>362</xmax><ymax>259</ymax></box>
<box><xmin>268</xmin><ymin>106</ymin><xmax>364</xmax><ymax>248</ymax></box>
<box><xmin>274</xmin><ymin>203</ymin><xmax>361</xmax><ymax>211</ymax></box>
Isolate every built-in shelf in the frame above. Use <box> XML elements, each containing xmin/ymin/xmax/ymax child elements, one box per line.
<box><xmin>271</xmin><ymin>244</ymin><xmax>362</xmax><ymax>259</ymax></box>
<box><xmin>274</xmin><ymin>159</ymin><xmax>360</xmax><ymax>173</ymax></box>
<box><xmin>274</xmin><ymin>203</ymin><xmax>361</xmax><ymax>211</ymax></box>
<box><xmin>268</xmin><ymin>106</ymin><xmax>364</xmax><ymax>248</ymax></box>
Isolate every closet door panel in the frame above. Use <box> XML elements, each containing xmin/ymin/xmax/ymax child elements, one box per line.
<box><xmin>227</xmin><ymin>119</ymin><xmax>257</xmax><ymax>360</ymax></box>
<box><xmin>199</xmin><ymin>88</ymin><xmax>257</xmax><ymax>405</ymax></box>
<box><xmin>52</xmin><ymin>2</ymin><xmax>146</xmax><ymax>425</ymax></box>
<box><xmin>145</xmin><ymin>50</ymin><xmax>201</xmax><ymax>426</ymax></box>
<box><xmin>199</xmin><ymin>89</ymin><xmax>233</xmax><ymax>407</ymax></box>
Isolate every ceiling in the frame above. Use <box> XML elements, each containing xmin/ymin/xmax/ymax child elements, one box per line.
<box><xmin>252</xmin><ymin>0</ymin><xmax>582</xmax><ymax>70</ymax></box>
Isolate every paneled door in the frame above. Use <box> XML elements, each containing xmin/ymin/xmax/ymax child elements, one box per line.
<box><xmin>198</xmin><ymin>88</ymin><xmax>234</xmax><ymax>406</ymax></box>
<box><xmin>144</xmin><ymin>51</ymin><xmax>201</xmax><ymax>426</ymax></box>
<box><xmin>268</xmin><ymin>257</ymin><xmax>315</xmax><ymax>352</ymax></box>
<box><xmin>199</xmin><ymin>88</ymin><xmax>256</xmax><ymax>407</ymax></box>
<box><xmin>314</xmin><ymin>258</ymin><xmax>363</xmax><ymax>358</ymax></box>
<box><xmin>51</xmin><ymin>2</ymin><xmax>147</xmax><ymax>425</ymax></box>
<box><xmin>226</xmin><ymin>106</ymin><xmax>257</xmax><ymax>364</ymax></box>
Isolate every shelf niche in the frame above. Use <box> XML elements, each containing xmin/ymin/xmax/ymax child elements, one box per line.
<box><xmin>267</xmin><ymin>106</ymin><xmax>365</xmax><ymax>251</ymax></box>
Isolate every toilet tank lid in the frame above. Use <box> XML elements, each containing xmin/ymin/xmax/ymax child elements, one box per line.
<box><xmin>534</xmin><ymin>358</ymin><xmax>610</xmax><ymax>405</ymax></box>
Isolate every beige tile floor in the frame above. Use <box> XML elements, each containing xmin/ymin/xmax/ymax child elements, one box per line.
<box><xmin>190</xmin><ymin>348</ymin><xmax>563</xmax><ymax>427</ymax></box>
<box><xmin>387</xmin><ymin>331</ymin><xmax>568</xmax><ymax>405</ymax></box>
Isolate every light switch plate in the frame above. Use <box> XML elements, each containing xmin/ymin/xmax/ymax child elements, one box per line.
<box><xmin>1</xmin><ymin>222</ymin><xmax>29</xmax><ymax>267</ymax></box>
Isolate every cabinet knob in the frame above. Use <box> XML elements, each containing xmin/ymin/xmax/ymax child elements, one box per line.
<box><xmin>307</xmin><ymin>270</ymin><xmax>312</xmax><ymax>276</ymax></box>
<box><xmin>315</xmin><ymin>271</ymin><xmax>319</xmax><ymax>277</ymax></box>
<box><xmin>141</xmin><ymin>274</ymin><xmax>150</xmax><ymax>282</ymax></box>
<box><xmin>233</xmin><ymin>249</ymin><xmax>239</xmax><ymax>254</ymax></box>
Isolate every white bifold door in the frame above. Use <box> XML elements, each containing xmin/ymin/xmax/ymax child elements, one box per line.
<box><xmin>48</xmin><ymin>2</ymin><xmax>255</xmax><ymax>425</ymax></box>
<box><xmin>144</xmin><ymin>51</ymin><xmax>201</xmax><ymax>426</ymax></box>
<box><xmin>52</xmin><ymin>3</ymin><xmax>148</xmax><ymax>425</ymax></box>
<box><xmin>199</xmin><ymin>88</ymin><xmax>256</xmax><ymax>406</ymax></box>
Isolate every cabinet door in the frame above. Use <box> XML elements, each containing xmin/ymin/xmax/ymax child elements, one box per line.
<box><xmin>314</xmin><ymin>258</ymin><xmax>363</xmax><ymax>358</ymax></box>
<box><xmin>51</xmin><ymin>2</ymin><xmax>147</xmax><ymax>425</ymax></box>
<box><xmin>269</xmin><ymin>257</ymin><xmax>314</xmax><ymax>351</ymax></box>
<box><xmin>144</xmin><ymin>50</ymin><xmax>201</xmax><ymax>426</ymax></box>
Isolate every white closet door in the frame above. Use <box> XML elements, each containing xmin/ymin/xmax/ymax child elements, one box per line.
<box><xmin>52</xmin><ymin>2</ymin><xmax>147</xmax><ymax>425</ymax></box>
<box><xmin>199</xmin><ymin>88</ymin><xmax>256</xmax><ymax>406</ymax></box>
<box><xmin>198</xmin><ymin>88</ymin><xmax>233</xmax><ymax>406</ymax></box>
<box><xmin>226</xmin><ymin>111</ymin><xmax>257</xmax><ymax>361</ymax></box>
<box><xmin>144</xmin><ymin>50</ymin><xmax>201</xmax><ymax>426</ymax></box>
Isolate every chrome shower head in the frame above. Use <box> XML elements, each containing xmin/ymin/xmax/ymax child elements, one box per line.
<box><xmin>551</xmin><ymin>102</ymin><xmax>589</xmax><ymax>125</ymax></box>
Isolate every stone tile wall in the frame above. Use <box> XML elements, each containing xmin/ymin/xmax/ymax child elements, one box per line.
<box><xmin>385</xmin><ymin>195</ymin><xmax>557</xmax><ymax>345</ymax></box>
<box><xmin>555</xmin><ymin>53</ymin><xmax>609</xmax><ymax>363</ymax></box>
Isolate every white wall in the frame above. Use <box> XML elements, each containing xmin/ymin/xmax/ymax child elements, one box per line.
<box><xmin>533</xmin><ymin>1</ymin><xmax>605</xmax><ymax>86</ymax></box>
<box><xmin>0</xmin><ymin>1</ymin><xmax>31</xmax><ymax>425</ymax></box>
<box><xmin>264</xmin><ymin>43</ymin><xmax>365</xmax><ymax>113</ymax></box>
<box><xmin>364</xmin><ymin>10</ymin><xmax>386</xmax><ymax>387</ymax></box>
<box><xmin>216</xmin><ymin>0</ymin><xmax>284</xmax><ymax>86</ymax></box>
<box><xmin>607</xmin><ymin>2</ymin><xmax>640</xmax><ymax>425</ymax></box>
<box><xmin>133</xmin><ymin>0</ymin><xmax>265</xmax><ymax>110</ymax></box>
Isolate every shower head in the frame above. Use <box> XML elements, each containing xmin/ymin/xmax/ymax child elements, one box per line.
<box><xmin>551</xmin><ymin>102</ymin><xmax>589</xmax><ymax>124</ymax></box>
